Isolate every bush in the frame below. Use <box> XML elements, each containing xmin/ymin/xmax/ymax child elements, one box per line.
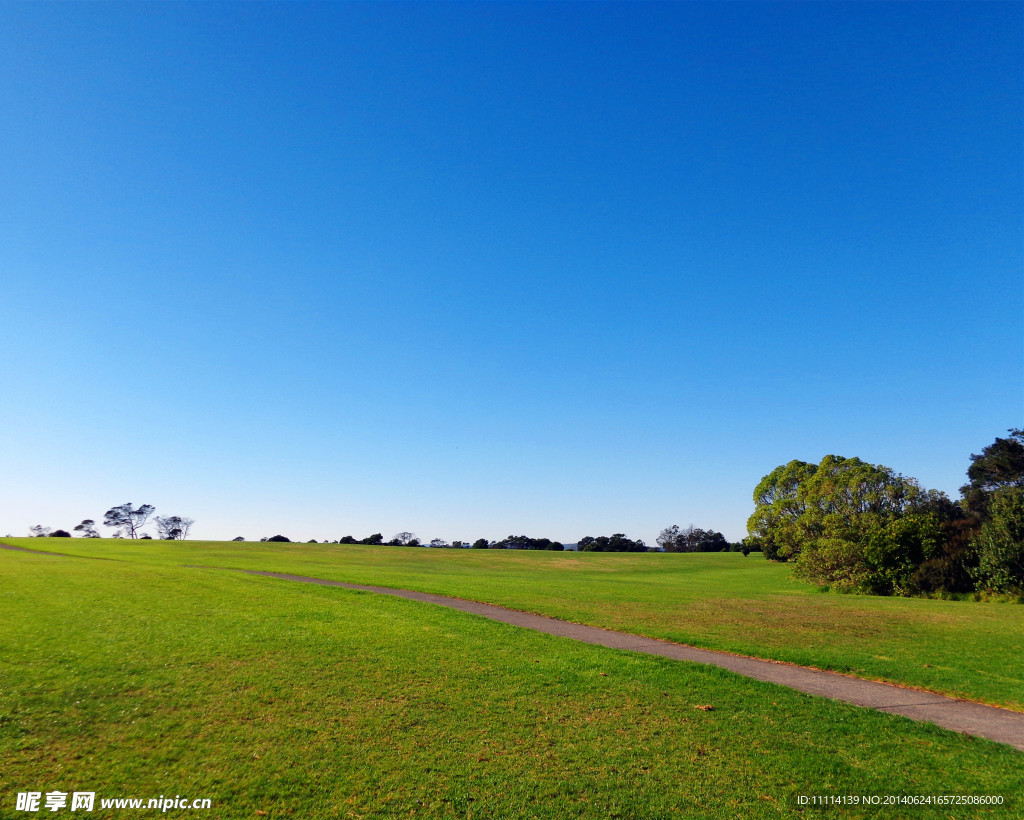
<box><xmin>793</xmin><ymin>538</ymin><xmax>872</xmax><ymax>592</ymax></box>
<box><xmin>861</xmin><ymin>514</ymin><xmax>942</xmax><ymax>595</ymax></box>
<box><xmin>909</xmin><ymin>518</ymin><xmax>979</xmax><ymax>594</ymax></box>
<box><xmin>266</xmin><ymin>535</ymin><xmax>291</xmax><ymax>543</ymax></box>
<box><xmin>51</xmin><ymin>530</ymin><xmax>71</xmax><ymax>538</ymax></box>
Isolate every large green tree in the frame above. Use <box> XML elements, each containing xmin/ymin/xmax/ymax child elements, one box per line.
<box><xmin>747</xmin><ymin>456</ymin><xmax>944</xmax><ymax>594</ymax></box>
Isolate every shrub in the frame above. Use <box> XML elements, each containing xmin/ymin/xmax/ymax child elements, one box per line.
<box><xmin>51</xmin><ymin>530</ymin><xmax>71</xmax><ymax>538</ymax></box>
<box><xmin>792</xmin><ymin>538</ymin><xmax>872</xmax><ymax>593</ymax></box>
<box><xmin>910</xmin><ymin>518</ymin><xmax>979</xmax><ymax>594</ymax></box>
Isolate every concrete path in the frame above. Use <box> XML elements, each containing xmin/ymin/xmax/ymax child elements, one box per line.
<box><xmin>4</xmin><ymin>544</ymin><xmax>1023</xmax><ymax>752</ymax></box>
<box><xmin>241</xmin><ymin>569</ymin><xmax>1024</xmax><ymax>752</ymax></box>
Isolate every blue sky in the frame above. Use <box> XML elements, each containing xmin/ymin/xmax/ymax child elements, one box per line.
<box><xmin>2</xmin><ymin>2</ymin><xmax>1021</xmax><ymax>544</ymax></box>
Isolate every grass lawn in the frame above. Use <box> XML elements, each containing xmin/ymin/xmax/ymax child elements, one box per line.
<box><xmin>0</xmin><ymin>547</ymin><xmax>1020</xmax><ymax>819</ymax></box>
<box><xmin>8</xmin><ymin>538</ymin><xmax>1023</xmax><ymax>712</ymax></box>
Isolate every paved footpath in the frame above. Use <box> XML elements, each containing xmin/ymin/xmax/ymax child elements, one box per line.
<box><xmin>4</xmin><ymin>544</ymin><xmax>1023</xmax><ymax>752</ymax></box>
<box><xmin>239</xmin><ymin>569</ymin><xmax>1024</xmax><ymax>752</ymax></box>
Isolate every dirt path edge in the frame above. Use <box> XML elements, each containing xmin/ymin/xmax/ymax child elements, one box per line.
<box><xmin>236</xmin><ymin>568</ymin><xmax>1024</xmax><ymax>752</ymax></box>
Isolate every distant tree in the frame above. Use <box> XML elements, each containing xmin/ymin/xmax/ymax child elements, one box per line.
<box><xmin>392</xmin><ymin>532</ymin><xmax>417</xmax><ymax>546</ymax></box>
<box><xmin>578</xmin><ymin>533</ymin><xmax>646</xmax><ymax>552</ymax></box>
<box><xmin>471</xmin><ymin>539</ymin><xmax>489</xmax><ymax>549</ymax></box>
<box><xmin>700</xmin><ymin>530</ymin><xmax>729</xmax><ymax>552</ymax></box>
<box><xmin>361</xmin><ymin>533</ymin><xmax>384</xmax><ymax>545</ymax></box>
<box><xmin>451</xmin><ymin>540</ymin><xmax>467</xmax><ymax>549</ymax></box>
<box><xmin>675</xmin><ymin>525</ymin><xmax>699</xmax><ymax>552</ymax></box>
<box><xmin>497</xmin><ymin>535</ymin><xmax>530</xmax><ymax>550</ymax></box>
<box><xmin>154</xmin><ymin>515</ymin><xmax>194</xmax><ymax>541</ymax></box>
<box><xmin>103</xmin><ymin>503</ymin><xmax>155</xmax><ymax>539</ymax></box>
<box><xmin>266</xmin><ymin>535</ymin><xmax>290</xmax><ymax>543</ymax></box>
<box><xmin>658</xmin><ymin>525</ymin><xmax>729</xmax><ymax>553</ymax></box>
<box><xmin>656</xmin><ymin>525</ymin><xmax>680</xmax><ymax>552</ymax></box>
<box><xmin>140</xmin><ymin>534</ymin><xmax>152</xmax><ymax>539</ymax></box>
<box><xmin>429</xmin><ymin>538</ymin><xmax>449</xmax><ymax>548</ymax></box>
<box><xmin>28</xmin><ymin>525</ymin><xmax>52</xmax><ymax>538</ymax></box>
<box><xmin>407</xmin><ymin>537</ymin><xmax>421</xmax><ymax>546</ymax></box>
<box><xmin>490</xmin><ymin>534</ymin><xmax>566</xmax><ymax>551</ymax></box>
<box><xmin>308</xmin><ymin>539</ymin><xmax>318</xmax><ymax>543</ymax></box>
<box><xmin>232</xmin><ymin>536</ymin><xmax>245</xmax><ymax>542</ymax></box>
<box><xmin>51</xmin><ymin>529</ymin><xmax>71</xmax><ymax>537</ymax></box>
<box><xmin>338</xmin><ymin>535</ymin><xmax>358</xmax><ymax>544</ymax></box>
<box><xmin>961</xmin><ymin>429</ymin><xmax>1024</xmax><ymax>520</ymax></box>
<box><xmin>74</xmin><ymin>519</ymin><xmax>100</xmax><ymax>538</ymax></box>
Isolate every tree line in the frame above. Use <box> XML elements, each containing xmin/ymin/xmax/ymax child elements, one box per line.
<box><xmin>745</xmin><ymin>429</ymin><xmax>1024</xmax><ymax>596</ymax></box>
<box><xmin>251</xmin><ymin>530</ymin><xmax>739</xmax><ymax>553</ymax></box>
<box><xmin>259</xmin><ymin>533</ymin><xmax>570</xmax><ymax>550</ymax></box>
<box><xmin>29</xmin><ymin>503</ymin><xmax>193</xmax><ymax>541</ymax></box>
<box><xmin>25</xmin><ymin>515</ymin><xmax>739</xmax><ymax>553</ymax></box>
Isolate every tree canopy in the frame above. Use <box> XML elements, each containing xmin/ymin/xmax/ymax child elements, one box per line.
<box><xmin>747</xmin><ymin>456</ymin><xmax>945</xmax><ymax>594</ymax></box>
<box><xmin>747</xmin><ymin>434</ymin><xmax>1024</xmax><ymax>596</ymax></box>
<box><xmin>103</xmin><ymin>503</ymin><xmax>156</xmax><ymax>539</ymax></box>
<box><xmin>154</xmin><ymin>515</ymin><xmax>194</xmax><ymax>541</ymax></box>
<box><xmin>960</xmin><ymin>429</ymin><xmax>1024</xmax><ymax>519</ymax></box>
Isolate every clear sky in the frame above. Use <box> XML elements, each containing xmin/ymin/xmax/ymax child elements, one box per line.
<box><xmin>1</xmin><ymin>2</ymin><xmax>1021</xmax><ymax>545</ymax></box>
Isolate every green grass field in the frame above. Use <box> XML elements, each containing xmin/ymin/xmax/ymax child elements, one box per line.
<box><xmin>7</xmin><ymin>538</ymin><xmax>1023</xmax><ymax>710</ymax></box>
<box><xmin>1</xmin><ymin>541</ymin><xmax>1021</xmax><ymax>818</ymax></box>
